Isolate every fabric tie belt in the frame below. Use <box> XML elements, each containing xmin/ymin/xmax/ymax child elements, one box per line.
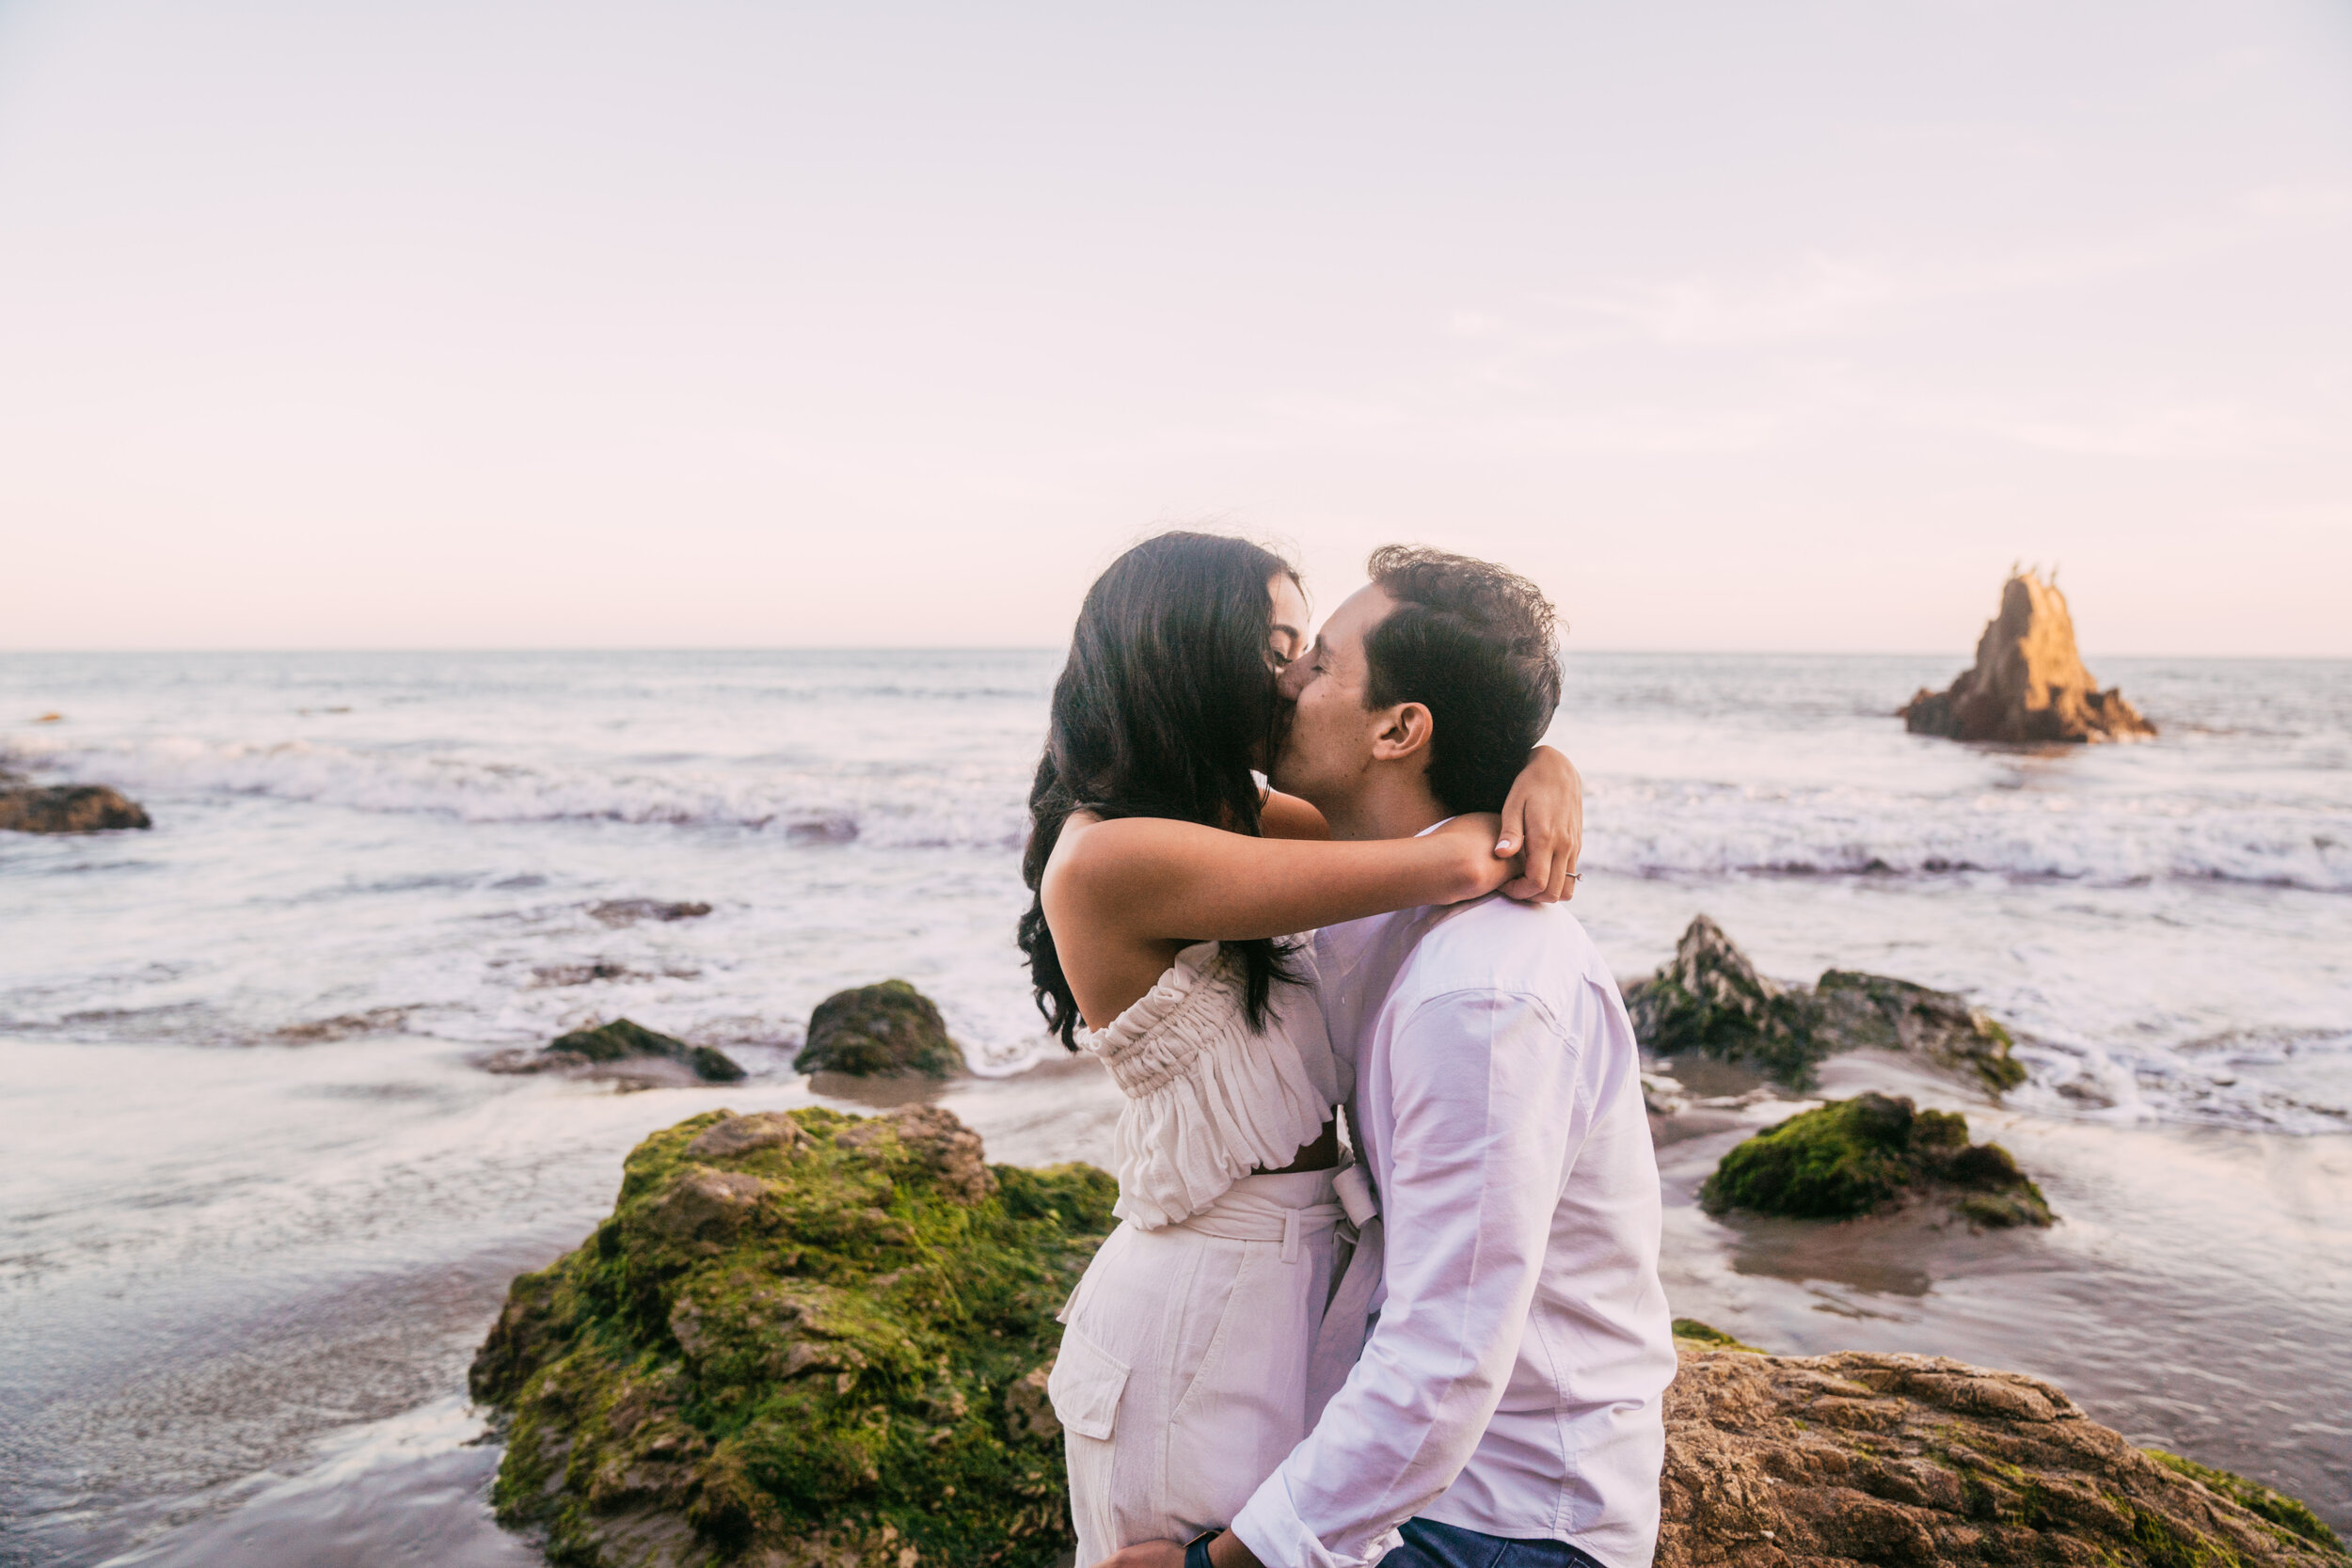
<box><xmin>1169</xmin><ymin>1186</ymin><xmax>1344</xmax><ymax>1264</ymax></box>
<box><xmin>1308</xmin><ymin>1163</ymin><xmax>1382</xmax><ymax>1426</ymax></box>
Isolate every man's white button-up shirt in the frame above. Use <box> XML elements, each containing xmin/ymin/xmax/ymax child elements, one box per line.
<box><xmin>1232</xmin><ymin>892</ymin><xmax>1675</xmax><ymax>1568</ymax></box>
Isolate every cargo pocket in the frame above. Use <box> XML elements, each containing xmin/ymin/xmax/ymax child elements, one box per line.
<box><xmin>1047</xmin><ymin>1322</ymin><xmax>1130</xmax><ymax>1441</ymax></box>
<box><xmin>1050</xmin><ymin>1323</ymin><xmax>1130</xmax><ymax>1561</ymax></box>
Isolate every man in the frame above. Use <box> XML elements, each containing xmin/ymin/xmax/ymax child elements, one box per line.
<box><xmin>1106</xmin><ymin>546</ymin><xmax>1675</xmax><ymax>1568</ymax></box>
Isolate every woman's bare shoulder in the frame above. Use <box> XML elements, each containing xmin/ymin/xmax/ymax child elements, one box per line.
<box><xmin>1048</xmin><ymin>814</ymin><xmax>1209</xmax><ymax>883</ymax></box>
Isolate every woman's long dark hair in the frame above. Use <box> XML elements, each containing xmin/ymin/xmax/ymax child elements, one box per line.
<box><xmin>1019</xmin><ymin>531</ymin><xmax>1303</xmax><ymax>1049</ymax></box>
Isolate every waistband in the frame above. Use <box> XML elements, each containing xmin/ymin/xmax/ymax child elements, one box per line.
<box><xmin>1229</xmin><ymin>1167</ymin><xmax>1339</xmax><ymax>1204</ymax></box>
<box><xmin>1166</xmin><ymin>1167</ymin><xmax>1343</xmax><ymax>1262</ymax></box>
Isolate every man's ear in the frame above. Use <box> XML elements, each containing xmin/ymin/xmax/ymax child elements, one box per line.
<box><xmin>1368</xmin><ymin>702</ymin><xmax>1434</xmax><ymax>765</ymax></box>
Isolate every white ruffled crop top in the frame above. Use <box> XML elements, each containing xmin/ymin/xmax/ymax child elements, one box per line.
<box><xmin>1073</xmin><ymin>940</ymin><xmax>1348</xmax><ymax>1229</ymax></box>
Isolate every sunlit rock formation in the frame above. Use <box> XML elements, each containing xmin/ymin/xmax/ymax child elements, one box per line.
<box><xmin>1901</xmin><ymin>570</ymin><xmax>2155</xmax><ymax>744</ymax></box>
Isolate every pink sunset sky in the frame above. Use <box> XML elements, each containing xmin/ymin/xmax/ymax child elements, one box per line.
<box><xmin>2</xmin><ymin>1</ymin><xmax>2348</xmax><ymax>654</ymax></box>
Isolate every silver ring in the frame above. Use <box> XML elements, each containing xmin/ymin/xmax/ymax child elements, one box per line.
<box><xmin>1564</xmin><ymin>870</ymin><xmax>1582</xmax><ymax>880</ymax></box>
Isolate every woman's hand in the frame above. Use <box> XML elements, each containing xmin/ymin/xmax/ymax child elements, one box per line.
<box><xmin>1495</xmin><ymin>744</ymin><xmax>1583</xmax><ymax>902</ymax></box>
<box><xmin>1433</xmin><ymin>812</ymin><xmax>1518</xmax><ymax>902</ymax></box>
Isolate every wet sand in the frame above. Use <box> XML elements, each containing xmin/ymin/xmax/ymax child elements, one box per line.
<box><xmin>1654</xmin><ymin>1051</ymin><xmax>2352</xmax><ymax>1532</ymax></box>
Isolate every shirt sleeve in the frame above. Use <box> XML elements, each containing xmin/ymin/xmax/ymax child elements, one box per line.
<box><xmin>1231</xmin><ymin>987</ymin><xmax>1583</xmax><ymax>1568</ymax></box>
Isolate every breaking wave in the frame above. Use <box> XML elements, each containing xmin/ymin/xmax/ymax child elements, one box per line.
<box><xmin>8</xmin><ymin>741</ymin><xmax>2347</xmax><ymax>891</ymax></box>
<box><xmin>2</xmin><ymin>734</ymin><xmax>1028</xmax><ymax>849</ymax></box>
<box><xmin>1586</xmin><ymin>778</ymin><xmax>2351</xmax><ymax>894</ymax></box>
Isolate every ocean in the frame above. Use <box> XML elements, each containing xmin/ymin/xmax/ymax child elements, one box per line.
<box><xmin>2</xmin><ymin>649</ymin><xmax>2346</xmax><ymax>1563</ymax></box>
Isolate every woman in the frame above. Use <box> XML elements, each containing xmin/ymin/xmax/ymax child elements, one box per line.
<box><xmin>1019</xmin><ymin>532</ymin><xmax>1581</xmax><ymax>1566</ymax></box>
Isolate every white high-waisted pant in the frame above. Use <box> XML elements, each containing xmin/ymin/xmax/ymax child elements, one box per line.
<box><xmin>1049</xmin><ymin>1169</ymin><xmax>1343</xmax><ymax>1568</ymax></box>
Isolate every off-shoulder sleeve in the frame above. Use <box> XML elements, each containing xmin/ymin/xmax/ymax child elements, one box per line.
<box><xmin>1078</xmin><ymin>942</ymin><xmax>1338</xmax><ymax>1228</ymax></box>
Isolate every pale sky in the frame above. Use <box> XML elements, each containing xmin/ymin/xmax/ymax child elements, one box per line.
<box><xmin>2</xmin><ymin>1</ymin><xmax>2348</xmax><ymax>655</ymax></box>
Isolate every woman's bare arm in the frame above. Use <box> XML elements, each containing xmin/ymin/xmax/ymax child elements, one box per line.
<box><xmin>1045</xmin><ymin>812</ymin><xmax>1509</xmax><ymax>947</ymax></box>
<box><xmin>1259</xmin><ymin>789</ymin><xmax>1332</xmax><ymax>841</ymax></box>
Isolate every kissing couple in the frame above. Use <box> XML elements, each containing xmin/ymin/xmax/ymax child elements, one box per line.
<box><xmin>1019</xmin><ymin>534</ymin><xmax>1676</xmax><ymax>1568</ymax></box>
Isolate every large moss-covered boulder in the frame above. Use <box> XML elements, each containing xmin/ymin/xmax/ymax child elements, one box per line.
<box><xmin>550</xmin><ymin>1017</ymin><xmax>746</xmax><ymax>1084</ymax></box>
<box><xmin>1624</xmin><ymin>916</ymin><xmax>2025</xmax><ymax>1093</ymax></box>
<box><xmin>471</xmin><ymin>1104</ymin><xmax>1116</xmax><ymax>1568</ymax></box>
<box><xmin>798</xmin><ymin>981</ymin><xmax>963</xmax><ymax>1078</ymax></box>
<box><xmin>1660</xmin><ymin>1338</ymin><xmax>2344</xmax><ymax>1568</ymax></box>
<box><xmin>1701</xmin><ymin>1091</ymin><xmax>2053</xmax><ymax>1227</ymax></box>
<box><xmin>0</xmin><ymin>784</ymin><xmax>151</xmax><ymax>833</ymax></box>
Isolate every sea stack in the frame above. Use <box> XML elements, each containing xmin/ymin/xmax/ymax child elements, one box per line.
<box><xmin>1901</xmin><ymin>570</ymin><xmax>2154</xmax><ymax>743</ymax></box>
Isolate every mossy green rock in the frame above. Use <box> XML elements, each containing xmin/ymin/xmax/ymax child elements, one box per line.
<box><xmin>797</xmin><ymin>981</ymin><xmax>963</xmax><ymax>1078</ymax></box>
<box><xmin>471</xmin><ymin>1104</ymin><xmax>1117</xmax><ymax>1567</ymax></box>
<box><xmin>551</xmin><ymin>1017</ymin><xmax>746</xmax><ymax>1084</ymax></box>
<box><xmin>2150</xmin><ymin>1450</ymin><xmax>2344</xmax><ymax>1557</ymax></box>
<box><xmin>1624</xmin><ymin>915</ymin><xmax>2026</xmax><ymax>1093</ymax></box>
<box><xmin>1701</xmin><ymin>1091</ymin><xmax>2054</xmax><ymax>1226</ymax></box>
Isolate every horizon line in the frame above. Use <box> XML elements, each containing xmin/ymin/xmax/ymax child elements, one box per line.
<box><xmin>1</xmin><ymin>645</ymin><xmax>2346</xmax><ymax>661</ymax></box>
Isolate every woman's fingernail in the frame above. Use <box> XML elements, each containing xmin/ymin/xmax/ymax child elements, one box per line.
<box><xmin>1496</xmin><ymin>839</ymin><xmax>1513</xmax><ymax>852</ymax></box>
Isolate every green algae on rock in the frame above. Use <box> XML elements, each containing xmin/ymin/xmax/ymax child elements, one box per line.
<box><xmin>1624</xmin><ymin>915</ymin><xmax>2026</xmax><ymax>1092</ymax></box>
<box><xmin>1671</xmin><ymin>1319</ymin><xmax>1765</xmax><ymax>1354</ymax></box>
<box><xmin>1659</xmin><ymin>1342</ymin><xmax>2344</xmax><ymax>1568</ymax></box>
<box><xmin>471</xmin><ymin>1104</ymin><xmax>1115</xmax><ymax>1568</ymax></box>
<box><xmin>1813</xmin><ymin>968</ymin><xmax>2028</xmax><ymax>1093</ymax></box>
<box><xmin>797</xmin><ymin>981</ymin><xmax>964</xmax><ymax>1078</ymax></box>
<box><xmin>549</xmin><ymin>1017</ymin><xmax>747</xmax><ymax>1084</ymax></box>
<box><xmin>2149</xmin><ymin>1451</ymin><xmax>2345</xmax><ymax>1557</ymax></box>
<box><xmin>1700</xmin><ymin>1091</ymin><xmax>2054</xmax><ymax>1227</ymax></box>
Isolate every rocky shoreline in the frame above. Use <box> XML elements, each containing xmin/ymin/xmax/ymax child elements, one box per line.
<box><xmin>470</xmin><ymin>1105</ymin><xmax>2342</xmax><ymax>1568</ymax></box>
<box><xmin>1660</xmin><ymin>1331</ymin><xmax>2343</xmax><ymax>1568</ymax></box>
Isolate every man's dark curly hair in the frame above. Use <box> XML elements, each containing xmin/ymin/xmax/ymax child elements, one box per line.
<box><xmin>1362</xmin><ymin>545</ymin><xmax>1563</xmax><ymax>816</ymax></box>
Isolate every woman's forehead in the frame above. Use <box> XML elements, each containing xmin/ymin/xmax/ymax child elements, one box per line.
<box><xmin>1269</xmin><ymin>572</ymin><xmax>1310</xmax><ymax>625</ymax></box>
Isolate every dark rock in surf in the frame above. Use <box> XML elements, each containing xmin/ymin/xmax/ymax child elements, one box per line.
<box><xmin>1812</xmin><ymin>967</ymin><xmax>2027</xmax><ymax>1092</ymax></box>
<box><xmin>1623</xmin><ymin>915</ymin><xmax>1822</xmax><ymax>1084</ymax></box>
<box><xmin>1700</xmin><ymin>1091</ymin><xmax>2053</xmax><ymax>1226</ymax></box>
<box><xmin>271</xmin><ymin>1006</ymin><xmax>416</xmax><ymax>1043</ymax></box>
<box><xmin>0</xmin><ymin>784</ymin><xmax>151</xmax><ymax>833</ymax></box>
<box><xmin>588</xmin><ymin>898</ymin><xmax>713</xmax><ymax>927</ymax></box>
<box><xmin>470</xmin><ymin>1104</ymin><xmax>1114</xmax><ymax>1568</ymax></box>
<box><xmin>1900</xmin><ymin>569</ymin><xmax>2155</xmax><ymax>744</ymax></box>
<box><xmin>548</xmin><ymin>1017</ymin><xmax>745</xmax><ymax>1083</ymax></box>
<box><xmin>797</xmin><ymin>980</ymin><xmax>963</xmax><ymax>1078</ymax></box>
<box><xmin>1623</xmin><ymin>916</ymin><xmax>2026</xmax><ymax>1093</ymax></box>
<box><xmin>1659</xmin><ymin>1335</ymin><xmax>2345</xmax><ymax>1568</ymax></box>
